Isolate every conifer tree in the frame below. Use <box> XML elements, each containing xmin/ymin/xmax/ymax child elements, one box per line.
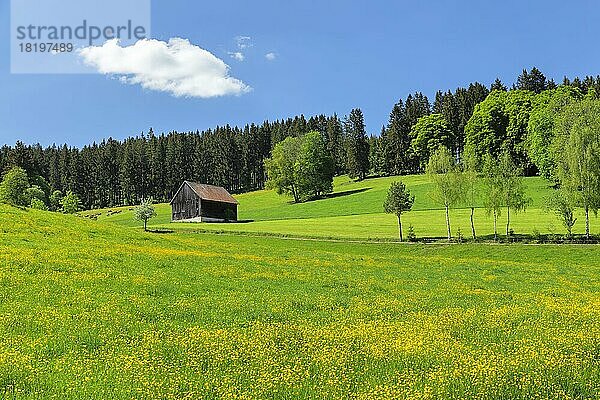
<box><xmin>326</xmin><ymin>114</ymin><xmax>346</xmax><ymax>175</ymax></box>
<box><xmin>344</xmin><ymin>108</ymin><xmax>370</xmax><ymax>180</ymax></box>
<box><xmin>383</xmin><ymin>100</ymin><xmax>412</xmax><ymax>175</ymax></box>
<box><xmin>516</xmin><ymin>67</ymin><xmax>548</xmax><ymax>94</ymax></box>
<box><xmin>490</xmin><ymin>78</ymin><xmax>507</xmax><ymax>91</ymax></box>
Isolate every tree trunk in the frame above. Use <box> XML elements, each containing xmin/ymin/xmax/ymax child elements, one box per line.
<box><xmin>397</xmin><ymin>215</ymin><xmax>403</xmax><ymax>242</ymax></box>
<box><xmin>585</xmin><ymin>205</ymin><xmax>590</xmax><ymax>239</ymax></box>
<box><xmin>506</xmin><ymin>206</ymin><xmax>510</xmax><ymax>237</ymax></box>
<box><xmin>470</xmin><ymin>207</ymin><xmax>476</xmax><ymax>240</ymax></box>
<box><xmin>445</xmin><ymin>204</ymin><xmax>451</xmax><ymax>241</ymax></box>
<box><xmin>493</xmin><ymin>210</ymin><xmax>498</xmax><ymax>241</ymax></box>
<box><xmin>144</xmin><ymin>219</ymin><xmax>147</xmax><ymax>232</ymax></box>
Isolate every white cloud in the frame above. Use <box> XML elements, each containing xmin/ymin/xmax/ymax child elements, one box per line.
<box><xmin>265</xmin><ymin>52</ymin><xmax>277</xmax><ymax>61</ymax></box>
<box><xmin>229</xmin><ymin>52</ymin><xmax>245</xmax><ymax>62</ymax></box>
<box><xmin>78</xmin><ymin>38</ymin><xmax>251</xmax><ymax>98</ymax></box>
<box><xmin>235</xmin><ymin>36</ymin><xmax>252</xmax><ymax>50</ymax></box>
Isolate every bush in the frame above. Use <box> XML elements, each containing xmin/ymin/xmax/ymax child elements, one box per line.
<box><xmin>0</xmin><ymin>167</ymin><xmax>30</xmax><ymax>206</ymax></box>
<box><xmin>30</xmin><ymin>198</ymin><xmax>48</xmax><ymax>211</ymax></box>
<box><xmin>31</xmin><ymin>175</ymin><xmax>51</xmax><ymax>199</ymax></box>
<box><xmin>61</xmin><ymin>191</ymin><xmax>81</xmax><ymax>214</ymax></box>
<box><xmin>25</xmin><ymin>185</ymin><xmax>47</xmax><ymax>205</ymax></box>
<box><xmin>49</xmin><ymin>190</ymin><xmax>63</xmax><ymax>211</ymax></box>
<box><xmin>407</xmin><ymin>225</ymin><xmax>417</xmax><ymax>242</ymax></box>
<box><xmin>456</xmin><ymin>228</ymin><xmax>464</xmax><ymax>243</ymax></box>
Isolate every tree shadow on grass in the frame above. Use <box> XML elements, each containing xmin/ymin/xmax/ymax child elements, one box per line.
<box><xmin>200</xmin><ymin>219</ymin><xmax>255</xmax><ymax>224</ymax></box>
<box><xmin>323</xmin><ymin>187</ymin><xmax>372</xmax><ymax>199</ymax></box>
<box><xmin>287</xmin><ymin>188</ymin><xmax>372</xmax><ymax>204</ymax></box>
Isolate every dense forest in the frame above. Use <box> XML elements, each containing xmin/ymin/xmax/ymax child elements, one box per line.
<box><xmin>2</xmin><ymin>67</ymin><xmax>600</xmax><ymax>210</ymax></box>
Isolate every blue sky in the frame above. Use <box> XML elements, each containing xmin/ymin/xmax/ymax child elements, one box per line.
<box><xmin>1</xmin><ymin>0</ymin><xmax>599</xmax><ymax>147</ymax></box>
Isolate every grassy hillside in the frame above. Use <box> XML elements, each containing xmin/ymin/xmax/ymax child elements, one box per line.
<box><xmin>1</xmin><ymin>204</ymin><xmax>599</xmax><ymax>398</ymax></box>
<box><xmin>83</xmin><ymin>174</ymin><xmax>594</xmax><ymax>240</ymax></box>
<box><xmin>166</xmin><ymin>208</ymin><xmax>596</xmax><ymax>240</ymax></box>
<box><xmin>0</xmin><ymin>206</ymin><xmax>600</xmax><ymax>399</ymax></box>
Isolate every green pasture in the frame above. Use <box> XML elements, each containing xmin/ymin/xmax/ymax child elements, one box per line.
<box><xmin>0</xmin><ymin>205</ymin><xmax>598</xmax><ymax>398</ymax></box>
<box><xmin>83</xmin><ymin>175</ymin><xmax>592</xmax><ymax>240</ymax></box>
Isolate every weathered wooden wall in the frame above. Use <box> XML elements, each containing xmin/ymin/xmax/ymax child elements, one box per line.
<box><xmin>171</xmin><ymin>183</ymin><xmax>200</xmax><ymax>221</ymax></box>
<box><xmin>171</xmin><ymin>182</ymin><xmax>238</xmax><ymax>221</ymax></box>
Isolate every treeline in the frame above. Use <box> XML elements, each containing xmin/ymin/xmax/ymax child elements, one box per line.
<box><xmin>3</xmin><ymin>67</ymin><xmax>600</xmax><ymax>210</ymax></box>
<box><xmin>371</xmin><ymin>82</ymin><xmax>489</xmax><ymax>175</ymax></box>
<box><xmin>385</xmin><ymin>92</ymin><xmax>600</xmax><ymax>242</ymax></box>
<box><xmin>0</xmin><ymin>117</ymin><xmax>342</xmax><ymax>209</ymax></box>
<box><xmin>369</xmin><ymin>68</ymin><xmax>600</xmax><ymax>177</ymax></box>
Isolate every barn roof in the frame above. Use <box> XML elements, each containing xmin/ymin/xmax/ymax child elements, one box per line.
<box><xmin>170</xmin><ymin>181</ymin><xmax>239</xmax><ymax>205</ymax></box>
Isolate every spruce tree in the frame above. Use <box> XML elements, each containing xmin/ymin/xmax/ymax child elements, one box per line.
<box><xmin>490</xmin><ymin>78</ymin><xmax>507</xmax><ymax>92</ymax></box>
<box><xmin>383</xmin><ymin>100</ymin><xmax>412</xmax><ymax>175</ymax></box>
<box><xmin>344</xmin><ymin>108</ymin><xmax>370</xmax><ymax>180</ymax></box>
<box><xmin>326</xmin><ymin>114</ymin><xmax>346</xmax><ymax>175</ymax></box>
<box><xmin>516</xmin><ymin>67</ymin><xmax>548</xmax><ymax>94</ymax></box>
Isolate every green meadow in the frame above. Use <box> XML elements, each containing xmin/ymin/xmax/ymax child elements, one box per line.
<box><xmin>86</xmin><ymin>175</ymin><xmax>596</xmax><ymax>240</ymax></box>
<box><xmin>0</xmin><ymin>204</ymin><xmax>599</xmax><ymax>398</ymax></box>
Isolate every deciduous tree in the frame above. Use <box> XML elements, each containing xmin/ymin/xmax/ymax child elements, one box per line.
<box><xmin>483</xmin><ymin>152</ymin><xmax>530</xmax><ymax>239</ymax></box>
<box><xmin>527</xmin><ymin>86</ymin><xmax>582</xmax><ymax>180</ymax></box>
<box><xmin>383</xmin><ymin>181</ymin><xmax>415</xmax><ymax>242</ymax></box>
<box><xmin>545</xmin><ymin>189</ymin><xmax>577</xmax><ymax>238</ymax></box>
<box><xmin>0</xmin><ymin>166</ymin><xmax>30</xmax><ymax>207</ymax></box>
<box><xmin>295</xmin><ymin>132</ymin><xmax>335</xmax><ymax>200</ymax></box>
<box><xmin>60</xmin><ymin>191</ymin><xmax>81</xmax><ymax>214</ymax></box>
<box><xmin>497</xmin><ymin>151</ymin><xmax>530</xmax><ymax>237</ymax></box>
<box><xmin>265</xmin><ymin>137</ymin><xmax>302</xmax><ymax>202</ymax></box>
<box><xmin>49</xmin><ymin>190</ymin><xmax>63</xmax><ymax>211</ymax></box>
<box><xmin>24</xmin><ymin>186</ymin><xmax>46</xmax><ymax>207</ymax></box>
<box><xmin>30</xmin><ymin>198</ymin><xmax>48</xmax><ymax>211</ymax></box>
<box><xmin>552</xmin><ymin>99</ymin><xmax>600</xmax><ymax>238</ymax></box>
<box><xmin>482</xmin><ymin>155</ymin><xmax>504</xmax><ymax>240</ymax></box>
<box><xmin>465</xmin><ymin>90</ymin><xmax>535</xmax><ymax>173</ymax></box>
<box><xmin>134</xmin><ymin>198</ymin><xmax>156</xmax><ymax>231</ymax></box>
<box><xmin>411</xmin><ymin>114</ymin><xmax>453</xmax><ymax>169</ymax></box>
<box><xmin>461</xmin><ymin>147</ymin><xmax>480</xmax><ymax>240</ymax></box>
<box><xmin>426</xmin><ymin>147</ymin><xmax>464</xmax><ymax>240</ymax></box>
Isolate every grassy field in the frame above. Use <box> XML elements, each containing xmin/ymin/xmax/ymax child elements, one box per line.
<box><xmin>84</xmin><ymin>175</ymin><xmax>598</xmax><ymax>240</ymax></box>
<box><xmin>1</xmin><ymin>204</ymin><xmax>599</xmax><ymax>398</ymax></box>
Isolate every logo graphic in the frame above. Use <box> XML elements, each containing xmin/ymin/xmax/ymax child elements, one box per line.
<box><xmin>11</xmin><ymin>0</ymin><xmax>151</xmax><ymax>73</ymax></box>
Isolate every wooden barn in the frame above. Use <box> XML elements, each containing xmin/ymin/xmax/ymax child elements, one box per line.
<box><xmin>170</xmin><ymin>181</ymin><xmax>238</xmax><ymax>222</ymax></box>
